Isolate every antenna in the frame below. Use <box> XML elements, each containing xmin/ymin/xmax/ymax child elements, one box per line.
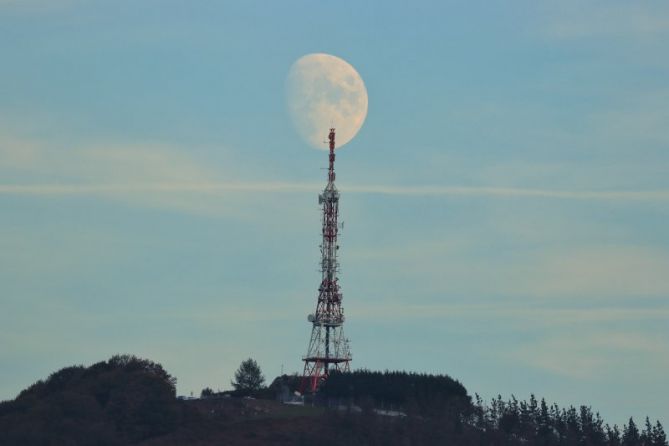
<box><xmin>301</xmin><ymin>127</ymin><xmax>352</xmax><ymax>393</ymax></box>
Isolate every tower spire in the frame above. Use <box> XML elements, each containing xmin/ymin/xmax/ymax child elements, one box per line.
<box><xmin>302</xmin><ymin>128</ymin><xmax>352</xmax><ymax>393</ymax></box>
<box><xmin>328</xmin><ymin>128</ymin><xmax>336</xmax><ymax>183</ymax></box>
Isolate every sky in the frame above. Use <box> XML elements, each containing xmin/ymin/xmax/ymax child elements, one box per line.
<box><xmin>1</xmin><ymin>0</ymin><xmax>668</xmax><ymax>427</ymax></box>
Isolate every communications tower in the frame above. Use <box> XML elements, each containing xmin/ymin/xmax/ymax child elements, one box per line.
<box><xmin>302</xmin><ymin>128</ymin><xmax>352</xmax><ymax>393</ymax></box>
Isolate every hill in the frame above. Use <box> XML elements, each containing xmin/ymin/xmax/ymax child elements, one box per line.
<box><xmin>0</xmin><ymin>356</ymin><xmax>666</xmax><ymax>446</ymax></box>
<box><xmin>0</xmin><ymin>355</ymin><xmax>182</xmax><ymax>445</ymax></box>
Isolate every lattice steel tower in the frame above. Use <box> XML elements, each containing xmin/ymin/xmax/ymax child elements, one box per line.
<box><xmin>302</xmin><ymin>128</ymin><xmax>352</xmax><ymax>393</ymax></box>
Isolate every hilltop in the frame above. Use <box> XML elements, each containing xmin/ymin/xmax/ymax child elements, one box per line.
<box><xmin>0</xmin><ymin>356</ymin><xmax>666</xmax><ymax>446</ymax></box>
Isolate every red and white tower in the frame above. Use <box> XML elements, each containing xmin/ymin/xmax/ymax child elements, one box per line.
<box><xmin>302</xmin><ymin>128</ymin><xmax>352</xmax><ymax>393</ymax></box>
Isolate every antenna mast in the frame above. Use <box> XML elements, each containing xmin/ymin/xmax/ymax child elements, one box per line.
<box><xmin>302</xmin><ymin>128</ymin><xmax>352</xmax><ymax>393</ymax></box>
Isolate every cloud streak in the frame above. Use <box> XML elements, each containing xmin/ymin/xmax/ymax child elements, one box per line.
<box><xmin>512</xmin><ymin>331</ymin><xmax>669</xmax><ymax>379</ymax></box>
<box><xmin>2</xmin><ymin>182</ymin><xmax>669</xmax><ymax>202</ymax></box>
<box><xmin>350</xmin><ymin>303</ymin><xmax>669</xmax><ymax>325</ymax></box>
<box><xmin>541</xmin><ymin>2</ymin><xmax>669</xmax><ymax>40</ymax></box>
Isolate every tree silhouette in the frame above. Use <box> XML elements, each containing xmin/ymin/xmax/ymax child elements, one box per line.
<box><xmin>623</xmin><ymin>418</ymin><xmax>640</xmax><ymax>446</ymax></box>
<box><xmin>200</xmin><ymin>387</ymin><xmax>214</xmax><ymax>398</ymax></box>
<box><xmin>0</xmin><ymin>355</ymin><xmax>179</xmax><ymax>444</ymax></box>
<box><xmin>654</xmin><ymin>421</ymin><xmax>668</xmax><ymax>446</ymax></box>
<box><xmin>231</xmin><ymin>358</ymin><xmax>265</xmax><ymax>395</ymax></box>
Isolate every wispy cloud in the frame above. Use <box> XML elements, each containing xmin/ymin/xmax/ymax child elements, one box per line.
<box><xmin>541</xmin><ymin>2</ymin><xmax>669</xmax><ymax>40</ymax></box>
<box><xmin>2</xmin><ymin>182</ymin><xmax>668</xmax><ymax>203</ymax></box>
<box><xmin>0</xmin><ymin>137</ymin><xmax>248</xmax><ymax>215</ymax></box>
<box><xmin>349</xmin><ymin>303</ymin><xmax>669</xmax><ymax>325</ymax></box>
<box><xmin>512</xmin><ymin>331</ymin><xmax>669</xmax><ymax>379</ymax></box>
<box><xmin>587</xmin><ymin>88</ymin><xmax>669</xmax><ymax>146</ymax></box>
<box><xmin>347</xmin><ymin>233</ymin><xmax>669</xmax><ymax>302</ymax></box>
<box><xmin>511</xmin><ymin>246</ymin><xmax>669</xmax><ymax>299</ymax></box>
<box><xmin>0</xmin><ymin>0</ymin><xmax>79</xmax><ymax>13</ymax></box>
<box><xmin>3</xmin><ymin>132</ymin><xmax>669</xmax><ymax>212</ymax></box>
<box><xmin>0</xmin><ymin>182</ymin><xmax>317</xmax><ymax>195</ymax></box>
<box><xmin>343</xmin><ymin>185</ymin><xmax>669</xmax><ymax>201</ymax></box>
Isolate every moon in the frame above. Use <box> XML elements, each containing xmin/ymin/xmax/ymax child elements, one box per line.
<box><xmin>286</xmin><ymin>53</ymin><xmax>368</xmax><ymax>150</ymax></box>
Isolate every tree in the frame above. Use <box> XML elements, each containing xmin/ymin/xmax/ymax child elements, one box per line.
<box><xmin>623</xmin><ymin>417</ymin><xmax>640</xmax><ymax>446</ymax></box>
<box><xmin>653</xmin><ymin>421</ymin><xmax>668</xmax><ymax>446</ymax></box>
<box><xmin>231</xmin><ymin>358</ymin><xmax>265</xmax><ymax>395</ymax></box>
<box><xmin>0</xmin><ymin>355</ymin><xmax>179</xmax><ymax>445</ymax></box>
<box><xmin>643</xmin><ymin>417</ymin><xmax>654</xmax><ymax>446</ymax></box>
<box><xmin>607</xmin><ymin>424</ymin><xmax>622</xmax><ymax>446</ymax></box>
<box><xmin>200</xmin><ymin>387</ymin><xmax>214</xmax><ymax>398</ymax></box>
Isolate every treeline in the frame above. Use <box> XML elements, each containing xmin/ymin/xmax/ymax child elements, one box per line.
<box><xmin>0</xmin><ymin>355</ymin><xmax>185</xmax><ymax>445</ymax></box>
<box><xmin>470</xmin><ymin>394</ymin><xmax>667</xmax><ymax>446</ymax></box>
<box><xmin>305</xmin><ymin>392</ymin><xmax>667</xmax><ymax>446</ymax></box>
<box><xmin>309</xmin><ymin>371</ymin><xmax>667</xmax><ymax>446</ymax></box>
<box><xmin>319</xmin><ymin>369</ymin><xmax>468</xmax><ymax>413</ymax></box>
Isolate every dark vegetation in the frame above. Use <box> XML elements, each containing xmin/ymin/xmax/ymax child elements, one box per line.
<box><xmin>319</xmin><ymin>369</ymin><xmax>468</xmax><ymax>414</ymax></box>
<box><xmin>294</xmin><ymin>399</ymin><xmax>668</xmax><ymax>446</ymax></box>
<box><xmin>0</xmin><ymin>355</ymin><xmax>184</xmax><ymax>445</ymax></box>
<box><xmin>231</xmin><ymin>358</ymin><xmax>265</xmax><ymax>396</ymax></box>
<box><xmin>466</xmin><ymin>394</ymin><xmax>667</xmax><ymax>446</ymax></box>
<box><xmin>0</xmin><ymin>356</ymin><xmax>666</xmax><ymax>446</ymax></box>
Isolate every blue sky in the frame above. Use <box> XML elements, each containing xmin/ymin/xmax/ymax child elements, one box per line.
<box><xmin>1</xmin><ymin>0</ymin><xmax>668</xmax><ymax>426</ymax></box>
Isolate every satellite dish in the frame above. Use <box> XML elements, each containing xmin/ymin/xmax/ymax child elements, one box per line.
<box><xmin>307</xmin><ymin>314</ymin><xmax>315</xmax><ymax>322</ymax></box>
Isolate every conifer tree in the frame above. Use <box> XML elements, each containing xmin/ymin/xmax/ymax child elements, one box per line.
<box><xmin>607</xmin><ymin>424</ymin><xmax>622</xmax><ymax>446</ymax></box>
<box><xmin>642</xmin><ymin>417</ymin><xmax>654</xmax><ymax>446</ymax></box>
<box><xmin>653</xmin><ymin>421</ymin><xmax>668</xmax><ymax>446</ymax></box>
<box><xmin>623</xmin><ymin>417</ymin><xmax>641</xmax><ymax>446</ymax></box>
